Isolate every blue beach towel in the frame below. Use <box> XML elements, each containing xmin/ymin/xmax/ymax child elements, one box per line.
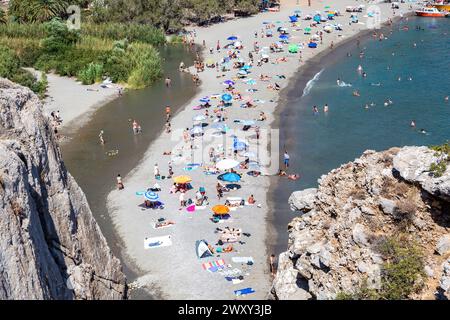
<box><xmin>234</xmin><ymin>288</ymin><xmax>255</xmax><ymax>296</ymax></box>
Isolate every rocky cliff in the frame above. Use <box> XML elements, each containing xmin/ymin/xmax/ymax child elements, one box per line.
<box><xmin>0</xmin><ymin>78</ymin><xmax>127</xmax><ymax>299</ymax></box>
<box><xmin>272</xmin><ymin>146</ymin><xmax>450</xmax><ymax>300</ymax></box>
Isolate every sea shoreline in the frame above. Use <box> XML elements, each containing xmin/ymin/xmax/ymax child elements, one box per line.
<box><xmin>266</xmin><ymin>13</ymin><xmax>409</xmax><ymax>256</ymax></box>
<box><xmin>103</xmin><ymin>0</ymin><xmax>412</xmax><ymax>300</ymax></box>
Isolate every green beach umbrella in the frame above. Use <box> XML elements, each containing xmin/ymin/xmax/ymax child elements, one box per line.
<box><xmin>288</xmin><ymin>44</ymin><xmax>299</xmax><ymax>53</ymax></box>
<box><xmin>304</xmin><ymin>27</ymin><xmax>312</xmax><ymax>34</ymax></box>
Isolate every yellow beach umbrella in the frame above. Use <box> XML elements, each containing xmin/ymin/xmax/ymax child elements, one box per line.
<box><xmin>212</xmin><ymin>205</ymin><xmax>230</xmax><ymax>215</ymax></box>
<box><xmin>173</xmin><ymin>175</ymin><xmax>192</xmax><ymax>184</ymax></box>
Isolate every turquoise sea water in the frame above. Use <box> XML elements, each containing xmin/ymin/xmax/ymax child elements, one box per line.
<box><xmin>270</xmin><ymin>16</ymin><xmax>450</xmax><ymax>254</ymax></box>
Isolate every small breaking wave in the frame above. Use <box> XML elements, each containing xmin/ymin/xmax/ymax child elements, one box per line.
<box><xmin>302</xmin><ymin>69</ymin><xmax>324</xmax><ymax>97</ymax></box>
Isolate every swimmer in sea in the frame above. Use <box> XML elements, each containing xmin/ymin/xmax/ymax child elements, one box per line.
<box><xmin>445</xmin><ymin>96</ymin><xmax>449</xmax><ymax>102</ymax></box>
<box><xmin>337</xmin><ymin>78</ymin><xmax>341</xmax><ymax>86</ymax></box>
<box><xmin>370</xmin><ymin>102</ymin><xmax>375</xmax><ymax>107</ymax></box>
<box><xmin>365</xmin><ymin>104</ymin><xmax>369</xmax><ymax>109</ymax></box>
<box><xmin>313</xmin><ymin>106</ymin><xmax>319</xmax><ymax>114</ymax></box>
<box><xmin>410</xmin><ymin>120</ymin><xmax>416</xmax><ymax>128</ymax></box>
<box><xmin>324</xmin><ymin>104</ymin><xmax>329</xmax><ymax>113</ymax></box>
<box><xmin>353</xmin><ymin>90</ymin><xmax>360</xmax><ymax>97</ymax></box>
<box><xmin>362</xmin><ymin>72</ymin><xmax>367</xmax><ymax>78</ymax></box>
<box><xmin>419</xmin><ymin>128</ymin><xmax>427</xmax><ymax>134</ymax></box>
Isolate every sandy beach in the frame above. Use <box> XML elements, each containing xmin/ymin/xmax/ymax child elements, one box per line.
<box><xmin>106</xmin><ymin>0</ymin><xmax>412</xmax><ymax>300</ymax></box>
<box><xmin>27</xmin><ymin>68</ymin><xmax>122</xmax><ymax>131</ymax></box>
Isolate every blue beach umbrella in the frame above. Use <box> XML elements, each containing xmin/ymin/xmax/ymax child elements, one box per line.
<box><xmin>144</xmin><ymin>191</ymin><xmax>160</xmax><ymax>202</ymax></box>
<box><xmin>240</xmin><ymin>65</ymin><xmax>251</xmax><ymax>71</ymax></box>
<box><xmin>308</xmin><ymin>42</ymin><xmax>318</xmax><ymax>48</ymax></box>
<box><xmin>223</xmin><ymin>80</ymin><xmax>235</xmax><ymax>86</ymax></box>
<box><xmin>218</xmin><ymin>172</ymin><xmax>241</xmax><ymax>183</ymax></box>
<box><xmin>289</xmin><ymin>15</ymin><xmax>298</xmax><ymax>23</ymax></box>
<box><xmin>227</xmin><ymin>36</ymin><xmax>238</xmax><ymax>41</ymax></box>
<box><xmin>279</xmin><ymin>34</ymin><xmax>289</xmax><ymax>40</ymax></box>
<box><xmin>221</xmin><ymin>93</ymin><xmax>233</xmax><ymax>102</ymax></box>
<box><xmin>200</xmin><ymin>97</ymin><xmax>210</xmax><ymax>103</ymax></box>
<box><xmin>313</xmin><ymin>14</ymin><xmax>321</xmax><ymax>22</ymax></box>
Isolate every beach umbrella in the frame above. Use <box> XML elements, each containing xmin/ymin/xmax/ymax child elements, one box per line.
<box><xmin>304</xmin><ymin>27</ymin><xmax>312</xmax><ymax>34</ymax></box>
<box><xmin>288</xmin><ymin>44</ymin><xmax>299</xmax><ymax>53</ymax></box>
<box><xmin>262</xmin><ymin>21</ymin><xmax>270</xmax><ymax>24</ymax></box>
<box><xmin>240</xmin><ymin>65</ymin><xmax>251</xmax><ymax>71</ymax></box>
<box><xmin>193</xmin><ymin>115</ymin><xmax>206</xmax><ymax>122</ymax></box>
<box><xmin>144</xmin><ymin>191</ymin><xmax>160</xmax><ymax>202</ymax></box>
<box><xmin>313</xmin><ymin>14</ymin><xmax>321</xmax><ymax>22</ymax></box>
<box><xmin>206</xmin><ymin>58</ymin><xmax>215</xmax><ymax>65</ymax></box>
<box><xmin>238</xmin><ymin>70</ymin><xmax>248</xmax><ymax>75</ymax></box>
<box><xmin>279</xmin><ymin>34</ymin><xmax>289</xmax><ymax>40</ymax></box>
<box><xmin>234</xmin><ymin>41</ymin><xmax>242</xmax><ymax>47</ymax></box>
<box><xmin>216</xmin><ymin>158</ymin><xmax>239</xmax><ymax>171</ymax></box>
<box><xmin>242</xmin><ymin>151</ymin><xmax>256</xmax><ymax>158</ymax></box>
<box><xmin>200</xmin><ymin>97</ymin><xmax>210</xmax><ymax>103</ymax></box>
<box><xmin>218</xmin><ymin>172</ymin><xmax>241</xmax><ymax>183</ymax></box>
<box><xmin>241</xmin><ymin>120</ymin><xmax>255</xmax><ymax>126</ymax></box>
<box><xmin>227</xmin><ymin>36</ymin><xmax>238</xmax><ymax>41</ymax></box>
<box><xmin>221</xmin><ymin>93</ymin><xmax>233</xmax><ymax>102</ymax></box>
<box><xmin>261</xmin><ymin>53</ymin><xmax>269</xmax><ymax>59</ymax></box>
<box><xmin>289</xmin><ymin>15</ymin><xmax>298</xmax><ymax>23</ymax></box>
<box><xmin>308</xmin><ymin>42</ymin><xmax>318</xmax><ymax>48</ymax></box>
<box><xmin>223</xmin><ymin>80</ymin><xmax>235</xmax><ymax>86</ymax></box>
<box><xmin>191</xmin><ymin>126</ymin><xmax>203</xmax><ymax>135</ymax></box>
<box><xmin>173</xmin><ymin>175</ymin><xmax>192</xmax><ymax>184</ymax></box>
<box><xmin>211</xmin><ymin>123</ymin><xmax>227</xmax><ymax>131</ymax></box>
<box><xmin>212</xmin><ymin>205</ymin><xmax>230</xmax><ymax>215</ymax></box>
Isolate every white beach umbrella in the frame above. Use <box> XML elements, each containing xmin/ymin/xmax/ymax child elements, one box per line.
<box><xmin>191</xmin><ymin>126</ymin><xmax>203</xmax><ymax>135</ymax></box>
<box><xmin>216</xmin><ymin>158</ymin><xmax>240</xmax><ymax>171</ymax></box>
<box><xmin>193</xmin><ymin>115</ymin><xmax>207</xmax><ymax>122</ymax></box>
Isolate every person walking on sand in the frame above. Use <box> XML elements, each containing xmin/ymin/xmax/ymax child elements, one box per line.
<box><xmin>269</xmin><ymin>254</ymin><xmax>277</xmax><ymax>277</ymax></box>
<box><xmin>216</xmin><ymin>40</ymin><xmax>221</xmax><ymax>52</ymax></box>
<box><xmin>168</xmin><ymin>161</ymin><xmax>174</xmax><ymax>177</ymax></box>
<box><xmin>99</xmin><ymin>130</ymin><xmax>105</xmax><ymax>145</ymax></box>
<box><xmin>154</xmin><ymin>163</ymin><xmax>160</xmax><ymax>180</ymax></box>
<box><xmin>283</xmin><ymin>151</ymin><xmax>290</xmax><ymax>169</ymax></box>
<box><xmin>165</xmin><ymin>76</ymin><xmax>171</xmax><ymax>87</ymax></box>
<box><xmin>116</xmin><ymin>174</ymin><xmax>124</xmax><ymax>190</ymax></box>
<box><xmin>165</xmin><ymin>122</ymin><xmax>171</xmax><ymax>133</ymax></box>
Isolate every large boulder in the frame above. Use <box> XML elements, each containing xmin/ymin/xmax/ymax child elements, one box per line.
<box><xmin>288</xmin><ymin>188</ymin><xmax>317</xmax><ymax>212</ymax></box>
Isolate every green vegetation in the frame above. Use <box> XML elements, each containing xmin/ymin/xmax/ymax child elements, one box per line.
<box><xmin>0</xmin><ymin>19</ymin><xmax>162</xmax><ymax>90</ymax></box>
<box><xmin>0</xmin><ymin>44</ymin><xmax>47</xmax><ymax>97</ymax></box>
<box><xmin>429</xmin><ymin>142</ymin><xmax>449</xmax><ymax>178</ymax></box>
<box><xmin>336</xmin><ymin>235</ymin><xmax>425</xmax><ymax>300</ymax></box>
<box><xmin>0</xmin><ymin>8</ymin><xmax>7</xmax><ymax>24</ymax></box>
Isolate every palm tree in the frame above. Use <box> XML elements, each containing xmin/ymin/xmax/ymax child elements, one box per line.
<box><xmin>0</xmin><ymin>8</ymin><xmax>7</xmax><ymax>24</ymax></box>
<box><xmin>30</xmin><ymin>0</ymin><xmax>68</xmax><ymax>23</ymax></box>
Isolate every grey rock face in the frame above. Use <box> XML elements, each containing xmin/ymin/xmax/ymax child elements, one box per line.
<box><xmin>272</xmin><ymin>146</ymin><xmax>450</xmax><ymax>300</ymax></box>
<box><xmin>439</xmin><ymin>259</ymin><xmax>450</xmax><ymax>299</ymax></box>
<box><xmin>288</xmin><ymin>188</ymin><xmax>317</xmax><ymax>212</ymax></box>
<box><xmin>393</xmin><ymin>146</ymin><xmax>450</xmax><ymax>201</ymax></box>
<box><xmin>0</xmin><ymin>79</ymin><xmax>127</xmax><ymax>299</ymax></box>
<box><xmin>436</xmin><ymin>235</ymin><xmax>450</xmax><ymax>256</ymax></box>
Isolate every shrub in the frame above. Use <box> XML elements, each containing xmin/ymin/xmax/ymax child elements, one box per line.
<box><xmin>41</xmin><ymin>19</ymin><xmax>79</xmax><ymax>54</ymax></box>
<box><xmin>376</xmin><ymin>236</ymin><xmax>425</xmax><ymax>300</ymax></box>
<box><xmin>429</xmin><ymin>142</ymin><xmax>449</xmax><ymax>178</ymax></box>
<box><xmin>0</xmin><ymin>45</ymin><xmax>20</xmax><ymax>77</ymax></box>
<box><xmin>78</xmin><ymin>62</ymin><xmax>103</xmax><ymax>85</ymax></box>
<box><xmin>126</xmin><ymin>43</ymin><xmax>162</xmax><ymax>89</ymax></box>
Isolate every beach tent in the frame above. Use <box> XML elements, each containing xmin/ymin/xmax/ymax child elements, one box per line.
<box><xmin>216</xmin><ymin>158</ymin><xmax>239</xmax><ymax>171</ymax></box>
<box><xmin>173</xmin><ymin>175</ymin><xmax>192</xmax><ymax>184</ymax></box>
<box><xmin>212</xmin><ymin>205</ymin><xmax>230</xmax><ymax>215</ymax></box>
<box><xmin>218</xmin><ymin>172</ymin><xmax>241</xmax><ymax>183</ymax></box>
<box><xmin>195</xmin><ymin>240</ymin><xmax>213</xmax><ymax>259</ymax></box>
<box><xmin>288</xmin><ymin>44</ymin><xmax>299</xmax><ymax>53</ymax></box>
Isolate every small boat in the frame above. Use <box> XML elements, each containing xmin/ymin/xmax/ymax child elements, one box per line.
<box><xmin>415</xmin><ymin>7</ymin><xmax>447</xmax><ymax>17</ymax></box>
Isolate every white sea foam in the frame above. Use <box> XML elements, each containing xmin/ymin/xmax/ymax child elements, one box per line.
<box><xmin>302</xmin><ymin>69</ymin><xmax>324</xmax><ymax>97</ymax></box>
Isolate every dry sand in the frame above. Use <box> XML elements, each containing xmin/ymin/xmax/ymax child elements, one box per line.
<box><xmin>107</xmin><ymin>0</ymin><xmax>411</xmax><ymax>300</ymax></box>
<box><xmin>27</xmin><ymin>68</ymin><xmax>122</xmax><ymax>131</ymax></box>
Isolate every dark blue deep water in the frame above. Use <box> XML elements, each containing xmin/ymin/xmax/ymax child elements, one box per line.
<box><xmin>270</xmin><ymin>16</ymin><xmax>450</xmax><ymax>254</ymax></box>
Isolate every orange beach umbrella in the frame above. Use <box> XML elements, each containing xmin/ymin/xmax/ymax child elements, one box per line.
<box><xmin>212</xmin><ymin>205</ymin><xmax>230</xmax><ymax>215</ymax></box>
<box><xmin>173</xmin><ymin>175</ymin><xmax>192</xmax><ymax>184</ymax></box>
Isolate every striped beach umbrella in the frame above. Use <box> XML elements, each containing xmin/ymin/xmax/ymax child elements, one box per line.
<box><xmin>144</xmin><ymin>191</ymin><xmax>160</xmax><ymax>202</ymax></box>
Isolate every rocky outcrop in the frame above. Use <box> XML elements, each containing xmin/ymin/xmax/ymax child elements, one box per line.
<box><xmin>0</xmin><ymin>79</ymin><xmax>127</xmax><ymax>299</ymax></box>
<box><xmin>272</xmin><ymin>147</ymin><xmax>450</xmax><ymax>300</ymax></box>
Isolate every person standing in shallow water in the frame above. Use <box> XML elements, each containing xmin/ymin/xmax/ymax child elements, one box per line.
<box><xmin>283</xmin><ymin>151</ymin><xmax>290</xmax><ymax>169</ymax></box>
<box><xmin>116</xmin><ymin>174</ymin><xmax>124</xmax><ymax>190</ymax></box>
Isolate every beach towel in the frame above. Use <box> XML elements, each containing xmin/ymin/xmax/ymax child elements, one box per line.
<box><xmin>202</xmin><ymin>259</ymin><xmax>227</xmax><ymax>273</ymax></box>
<box><xmin>135</xmin><ymin>191</ymin><xmax>145</xmax><ymax>196</ymax></box>
<box><xmin>234</xmin><ymin>288</ymin><xmax>255</xmax><ymax>296</ymax></box>
<box><xmin>232</xmin><ymin>257</ymin><xmax>254</xmax><ymax>264</ymax></box>
<box><xmin>144</xmin><ymin>235</ymin><xmax>172</xmax><ymax>249</ymax></box>
<box><xmin>153</xmin><ymin>223</ymin><xmax>174</xmax><ymax>230</ymax></box>
<box><xmin>219</xmin><ymin>268</ymin><xmax>242</xmax><ymax>277</ymax></box>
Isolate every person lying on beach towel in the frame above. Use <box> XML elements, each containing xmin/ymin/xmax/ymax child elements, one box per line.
<box><xmin>154</xmin><ymin>220</ymin><xmax>175</xmax><ymax>229</ymax></box>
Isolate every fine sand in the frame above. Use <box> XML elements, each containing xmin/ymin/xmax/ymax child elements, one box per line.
<box><xmin>107</xmin><ymin>0</ymin><xmax>411</xmax><ymax>300</ymax></box>
<box><xmin>27</xmin><ymin>68</ymin><xmax>122</xmax><ymax>131</ymax></box>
